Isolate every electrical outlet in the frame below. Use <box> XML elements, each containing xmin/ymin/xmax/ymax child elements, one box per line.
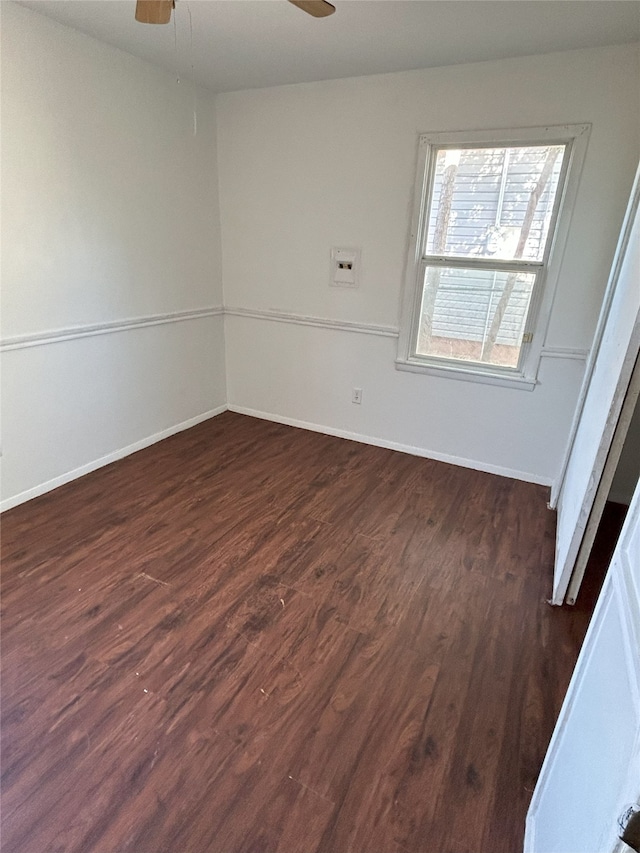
<box><xmin>352</xmin><ymin>388</ymin><xmax>362</xmax><ymax>405</ymax></box>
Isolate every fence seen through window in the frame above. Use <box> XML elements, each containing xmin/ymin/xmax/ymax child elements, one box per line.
<box><xmin>417</xmin><ymin>144</ymin><xmax>566</xmax><ymax>370</ymax></box>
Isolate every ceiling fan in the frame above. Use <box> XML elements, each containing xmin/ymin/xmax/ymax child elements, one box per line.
<box><xmin>134</xmin><ymin>0</ymin><xmax>335</xmax><ymax>24</ymax></box>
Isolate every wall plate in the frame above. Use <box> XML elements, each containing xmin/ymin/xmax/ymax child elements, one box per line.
<box><xmin>331</xmin><ymin>247</ymin><xmax>360</xmax><ymax>288</ymax></box>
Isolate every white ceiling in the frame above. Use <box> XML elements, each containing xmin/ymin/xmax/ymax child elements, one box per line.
<box><xmin>18</xmin><ymin>0</ymin><xmax>640</xmax><ymax>94</ymax></box>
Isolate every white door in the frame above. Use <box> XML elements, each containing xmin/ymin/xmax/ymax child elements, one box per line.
<box><xmin>552</xmin><ymin>167</ymin><xmax>640</xmax><ymax>604</ymax></box>
<box><xmin>525</xmin><ymin>476</ymin><xmax>640</xmax><ymax>852</ymax></box>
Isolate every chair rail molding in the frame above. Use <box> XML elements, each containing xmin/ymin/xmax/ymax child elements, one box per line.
<box><xmin>0</xmin><ymin>307</ymin><xmax>224</xmax><ymax>352</ymax></box>
<box><xmin>224</xmin><ymin>306</ymin><xmax>399</xmax><ymax>338</ymax></box>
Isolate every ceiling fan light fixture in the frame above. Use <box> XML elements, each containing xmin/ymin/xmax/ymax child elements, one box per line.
<box><xmin>134</xmin><ymin>0</ymin><xmax>334</xmax><ymax>26</ymax></box>
<box><xmin>288</xmin><ymin>0</ymin><xmax>336</xmax><ymax>18</ymax></box>
<box><xmin>135</xmin><ymin>0</ymin><xmax>174</xmax><ymax>25</ymax></box>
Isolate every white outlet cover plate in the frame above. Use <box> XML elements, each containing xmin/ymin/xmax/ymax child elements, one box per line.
<box><xmin>331</xmin><ymin>247</ymin><xmax>360</xmax><ymax>288</ymax></box>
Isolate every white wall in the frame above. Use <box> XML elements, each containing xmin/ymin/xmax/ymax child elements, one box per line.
<box><xmin>3</xmin><ymin>10</ymin><xmax>638</xmax><ymax>508</ymax></box>
<box><xmin>0</xmin><ymin>3</ymin><xmax>226</xmax><ymax>509</ymax></box>
<box><xmin>217</xmin><ymin>44</ymin><xmax>640</xmax><ymax>485</ymax></box>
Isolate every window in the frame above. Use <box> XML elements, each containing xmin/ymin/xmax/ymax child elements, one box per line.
<box><xmin>397</xmin><ymin>125</ymin><xmax>590</xmax><ymax>388</ymax></box>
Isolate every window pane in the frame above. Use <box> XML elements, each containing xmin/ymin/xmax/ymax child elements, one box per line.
<box><xmin>425</xmin><ymin>145</ymin><xmax>566</xmax><ymax>262</ymax></box>
<box><xmin>416</xmin><ymin>266</ymin><xmax>536</xmax><ymax>369</ymax></box>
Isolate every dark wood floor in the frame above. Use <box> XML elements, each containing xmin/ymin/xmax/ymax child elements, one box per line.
<box><xmin>1</xmin><ymin>413</ymin><xmax>613</xmax><ymax>853</ymax></box>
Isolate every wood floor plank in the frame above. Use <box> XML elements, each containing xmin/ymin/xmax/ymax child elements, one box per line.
<box><xmin>0</xmin><ymin>412</ymin><xmax>609</xmax><ymax>852</ymax></box>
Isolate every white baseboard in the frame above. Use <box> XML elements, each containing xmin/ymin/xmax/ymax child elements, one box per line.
<box><xmin>228</xmin><ymin>404</ymin><xmax>552</xmax><ymax>486</ymax></box>
<box><xmin>1</xmin><ymin>405</ymin><xmax>228</xmax><ymax>513</ymax></box>
<box><xmin>3</xmin><ymin>402</ymin><xmax>551</xmax><ymax>513</ymax></box>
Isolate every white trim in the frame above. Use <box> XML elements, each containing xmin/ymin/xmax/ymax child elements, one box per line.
<box><xmin>397</xmin><ymin>132</ymin><xmax>432</xmax><ymax>365</ymax></box>
<box><xmin>525</xmin><ymin>819</ymin><xmax>536</xmax><ymax>853</ymax></box>
<box><xmin>227</xmin><ymin>404</ymin><xmax>552</xmax><ymax>486</ymax></box>
<box><xmin>226</xmin><ymin>307</ymin><xmax>585</xmax><ymax>364</ymax></box>
<box><xmin>550</xmin><ymin>163</ymin><xmax>640</xmax><ymax>509</ymax></box>
<box><xmin>395</xmin><ymin>357</ymin><xmax>537</xmax><ymax>390</ymax></box>
<box><xmin>0</xmin><ymin>302</ymin><xmax>592</xmax><ymax>359</ymax></box>
<box><xmin>0</xmin><ymin>406</ymin><xmax>228</xmax><ymax>513</ymax></box>
<box><xmin>527</xmin><ymin>126</ymin><xmax>591</xmax><ymax>379</ymax></box>
<box><xmin>224</xmin><ymin>306</ymin><xmax>398</xmax><ymax>338</ymax></box>
<box><xmin>0</xmin><ymin>307</ymin><xmax>224</xmax><ymax>352</ymax></box>
<box><xmin>0</xmin><ymin>303</ymin><xmax>587</xmax><ymax>362</ymax></box>
<box><xmin>419</xmin><ymin>123</ymin><xmax>591</xmax><ymax>149</ymax></box>
<box><xmin>617</xmin><ymin>483</ymin><xmax>640</xmax><ymax>668</ymax></box>
<box><xmin>564</xmin><ymin>354</ymin><xmax>640</xmax><ymax>605</ymax></box>
<box><xmin>539</xmin><ymin>346</ymin><xmax>589</xmax><ymax>361</ymax></box>
<box><xmin>525</xmin><ymin>574</ymin><xmax>615</xmax><ymax>852</ymax></box>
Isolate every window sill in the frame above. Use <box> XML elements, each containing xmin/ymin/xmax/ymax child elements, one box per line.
<box><xmin>394</xmin><ymin>357</ymin><xmax>538</xmax><ymax>390</ymax></box>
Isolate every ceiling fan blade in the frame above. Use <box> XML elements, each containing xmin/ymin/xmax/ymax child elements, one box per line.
<box><xmin>288</xmin><ymin>0</ymin><xmax>336</xmax><ymax>18</ymax></box>
<box><xmin>135</xmin><ymin>0</ymin><xmax>173</xmax><ymax>25</ymax></box>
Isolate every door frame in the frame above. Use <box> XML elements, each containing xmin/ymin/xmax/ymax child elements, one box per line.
<box><xmin>551</xmin><ymin>165</ymin><xmax>640</xmax><ymax>605</ymax></box>
<box><xmin>550</xmin><ymin>167</ymin><xmax>640</xmax><ymax>510</ymax></box>
<box><xmin>565</xmin><ymin>354</ymin><xmax>640</xmax><ymax>604</ymax></box>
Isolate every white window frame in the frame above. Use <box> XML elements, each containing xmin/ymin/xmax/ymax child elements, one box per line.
<box><xmin>396</xmin><ymin>124</ymin><xmax>591</xmax><ymax>390</ymax></box>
